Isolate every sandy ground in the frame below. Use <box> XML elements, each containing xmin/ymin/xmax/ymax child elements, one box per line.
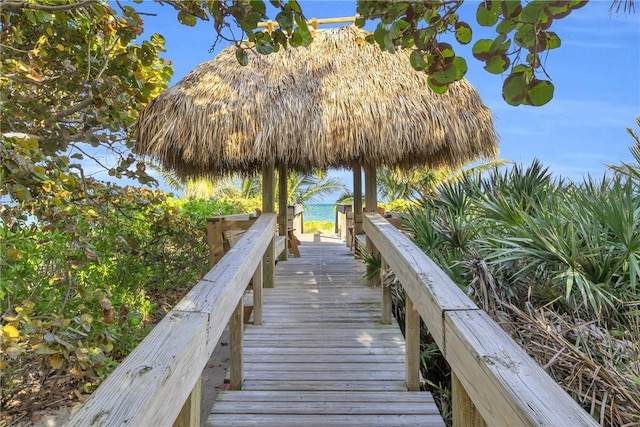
<box><xmin>18</xmin><ymin>328</ymin><xmax>231</xmax><ymax>427</ymax></box>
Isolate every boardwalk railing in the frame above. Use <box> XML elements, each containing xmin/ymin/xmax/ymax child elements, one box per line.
<box><xmin>66</xmin><ymin>213</ymin><xmax>277</xmax><ymax>427</ymax></box>
<box><xmin>363</xmin><ymin>213</ymin><xmax>597</xmax><ymax>427</ymax></box>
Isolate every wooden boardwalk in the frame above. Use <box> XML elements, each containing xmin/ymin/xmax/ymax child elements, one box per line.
<box><xmin>207</xmin><ymin>234</ymin><xmax>444</xmax><ymax>426</ymax></box>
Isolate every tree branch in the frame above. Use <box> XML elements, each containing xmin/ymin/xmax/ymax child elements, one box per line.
<box><xmin>0</xmin><ymin>0</ymin><xmax>99</xmax><ymax>12</ymax></box>
<box><xmin>42</xmin><ymin>95</ymin><xmax>93</xmax><ymax>126</ymax></box>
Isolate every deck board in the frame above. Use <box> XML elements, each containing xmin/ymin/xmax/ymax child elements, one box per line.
<box><xmin>207</xmin><ymin>234</ymin><xmax>444</xmax><ymax>427</ymax></box>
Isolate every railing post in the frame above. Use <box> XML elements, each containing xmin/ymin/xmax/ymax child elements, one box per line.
<box><xmin>229</xmin><ymin>299</ymin><xmax>243</xmax><ymax>390</ymax></box>
<box><xmin>253</xmin><ymin>260</ymin><xmax>263</xmax><ymax>325</ymax></box>
<box><xmin>263</xmin><ymin>236</ymin><xmax>275</xmax><ymax>288</ymax></box>
<box><xmin>452</xmin><ymin>372</ymin><xmax>487</xmax><ymax>427</ymax></box>
<box><xmin>405</xmin><ymin>294</ymin><xmax>420</xmax><ymax>391</ymax></box>
<box><xmin>381</xmin><ymin>257</ymin><xmax>392</xmax><ymax>325</ymax></box>
<box><xmin>207</xmin><ymin>218</ymin><xmax>224</xmax><ymax>268</ymax></box>
<box><xmin>172</xmin><ymin>376</ymin><xmax>201</xmax><ymax>427</ymax></box>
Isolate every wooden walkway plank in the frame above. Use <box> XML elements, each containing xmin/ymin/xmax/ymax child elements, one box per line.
<box><xmin>207</xmin><ymin>234</ymin><xmax>444</xmax><ymax>427</ymax></box>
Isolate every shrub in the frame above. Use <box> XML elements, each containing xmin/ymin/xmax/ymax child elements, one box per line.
<box><xmin>0</xmin><ymin>185</ymin><xmax>213</xmax><ymax>413</ymax></box>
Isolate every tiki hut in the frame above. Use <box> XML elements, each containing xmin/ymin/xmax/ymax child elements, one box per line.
<box><xmin>136</xmin><ymin>23</ymin><xmax>498</xmax><ymax>235</ymax></box>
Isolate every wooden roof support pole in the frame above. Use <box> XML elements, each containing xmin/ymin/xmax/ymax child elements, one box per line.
<box><xmin>364</xmin><ymin>162</ymin><xmax>377</xmax><ymax>214</ymax></box>
<box><xmin>353</xmin><ymin>160</ymin><xmax>363</xmax><ymax>235</ymax></box>
<box><xmin>364</xmin><ymin>162</ymin><xmax>379</xmax><ymax>286</ymax></box>
<box><xmin>278</xmin><ymin>163</ymin><xmax>288</xmax><ymax>261</ymax></box>
<box><xmin>262</xmin><ymin>161</ymin><xmax>276</xmax><ymax>288</ymax></box>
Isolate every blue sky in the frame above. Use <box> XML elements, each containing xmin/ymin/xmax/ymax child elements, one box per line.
<box><xmin>134</xmin><ymin>0</ymin><xmax>639</xmax><ymax>193</ymax></box>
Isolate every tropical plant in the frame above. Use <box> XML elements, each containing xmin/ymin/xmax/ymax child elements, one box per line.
<box><xmin>407</xmin><ymin>158</ymin><xmax>639</xmax><ymax>327</ymax></box>
<box><xmin>174</xmin><ymin>170</ymin><xmax>346</xmax><ymax>208</ymax></box>
<box><xmin>400</xmin><ymin>151</ymin><xmax>640</xmax><ymax>424</ymax></box>
<box><xmin>0</xmin><ymin>185</ymin><xmax>216</xmax><ymax>414</ymax></box>
<box><xmin>157</xmin><ymin>0</ymin><xmax>632</xmax><ymax>106</ymax></box>
<box><xmin>287</xmin><ymin>170</ymin><xmax>346</xmax><ymax>207</ymax></box>
<box><xmin>608</xmin><ymin>117</ymin><xmax>640</xmax><ymax>185</ymax></box>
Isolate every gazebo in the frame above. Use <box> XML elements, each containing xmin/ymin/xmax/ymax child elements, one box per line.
<box><xmin>136</xmin><ymin>23</ymin><xmax>498</xmax><ymax>256</ymax></box>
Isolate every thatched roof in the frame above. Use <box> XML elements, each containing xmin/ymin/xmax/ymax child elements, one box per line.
<box><xmin>136</xmin><ymin>25</ymin><xmax>498</xmax><ymax>178</ymax></box>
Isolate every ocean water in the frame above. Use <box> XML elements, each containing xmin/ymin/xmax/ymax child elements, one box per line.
<box><xmin>303</xmin><ymin>204</ymin><xmax>335</xmax><ymax>223</ymax></box>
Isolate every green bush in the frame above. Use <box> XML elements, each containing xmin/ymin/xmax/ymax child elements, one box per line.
<box><xmin>380</xmin><ymin>199</ymin><xmax>417</xmax><ymax>213</ymax></box>
<box><xmin>180</xmin><ymin>197</ymin><xmax>261</xmax><ymax>221</ymax></box>
<box><xmin>406</xmin><ymin>159</ymin><xmax>639</xmax><ymax>335</ymax></box>
<box><xmin>0</xmin><ymin>185</ymin><xmax>214</xmax><ymax>407</ymax></box>
<box><xmin>304</xmin><ymin>220</ymin><xmax>334</xmax><ymax>234</ymax></box>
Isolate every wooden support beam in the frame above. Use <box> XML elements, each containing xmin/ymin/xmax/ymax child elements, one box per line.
<box><xmin>452</xmin><ymin>372</ymin><xmax>486</xmax><ymax>427</ymax></box>
<box><xmin>381</xmin><ymin>257</ymin><xmax>392</xmax><ymax>325</ymax></box>
<box><xmin>172</xmin><ymin>376</ymin><xmax>201</xmax><ymax>427</ymax></box>
<box><xmin>252</xmin><ymin>261</ymin><xmax>263</xmax><ymax>325</ymax></box>
<box><xmin>353</xmin><ymin>161</ymin><xmax>363</xmax><ymax>235</ymax></box>
<box><xmin>364</xmin><ymin>163</ymin><xmax>377</xmax><ymax>214</ymax></box>
<box><xmin>206</xmin><ymin>218</ymin><xmax>224</xmax><ymax>268</ymax></box>
<box><xmin>278</xmin><ymin>163</ymin><xmax>288</xmax><ymax>261</ymax></box>
<box><xmin>262</xmin><ymin>162</ymin><xmax>276</xmax><ymax>288</ymax></box>
<box><xmin>230</xmin><ymin>299</ymin><xmax>244</xmax><ymax>390</ymax></box>
<box><xmin>405</xmin><ymin>295</ymin><xmax>420</xmax><ymax>391</ymax></box>
<box><xmin>364</xmin><ymin>163</ymin><xmax>378</xmax><ymax>285</ymax></box>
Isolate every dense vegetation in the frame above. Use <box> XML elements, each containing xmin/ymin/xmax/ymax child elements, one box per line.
<box><xmin>386</xmin><ymin>140</ymin><xmax>640</xmax><ymax>425</ymax></box>
<box><xmin>0</xmin><ymin>184</ymin><xmax>258</xmax><ymax>417</ymax></box>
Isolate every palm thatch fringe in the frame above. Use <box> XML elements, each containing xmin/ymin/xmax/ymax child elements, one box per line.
<box><xmin>136</xmin><ymin>26</ymin><xmax>498</xmax><ymax>178</ymax></box>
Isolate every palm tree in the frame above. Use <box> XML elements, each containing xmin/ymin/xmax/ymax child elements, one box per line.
<box><xmin>152</xmin><ymin>167</ymin><xmax>346</xmax><ymax>207</ymax></box>
<box><xmin>286</xmin><ymin>170</ymin><xmax>346</xmax><ymax>207</ymax></box>
<box><xmin>377</xmin><ymin>160</ymin><xmax>510</xmax><ymax>203</ymax></box>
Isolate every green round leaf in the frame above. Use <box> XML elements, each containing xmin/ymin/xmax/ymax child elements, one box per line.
<box><xmin>414</xmin><ymin>28</ymin><xmax>435</xmax><ymax>50</ymax></box>
<box><xmin>390</xmin><ymin>20</ymin><xmax>409</xmax><ymax>40</ymax></box>
<box><xmin>526</xmin><ymin>79</ymin><xmax>554</xmax><ymax>106</ymax></box>
<box><xmin>515</xmin><ymin>24</ymin><xmax>536</xmax><ymax>49</ymax></box>
<box><xmin>496</xmin><ymin>18</ymin><xmax>517</xmax><ymax>34</ymax></box>
<box><xmin>521</xmin><ymin>1</ymin><xmax>546</xmax><ymax>23</ymax></box>
<box><xmin>570</xmin><ymin>0</ymin><xmax>589</xmax><ymax>11</ymax></box>
<box><xmin>490</xmin><ymin>33</ymin><xmax>511</xmax><ymax>54</ymax></box>
<box><xmin>501</xmin><ymin>0</ymin><xmax>522</xmax><ymax>18</ymax></box>
<box><xmin>256</xmin><ymin>39</ymin><xmax>274</xmax><ymax>55</ymax></box>
<box><xmin>287</xmin><ymin>0</ymin><xmax>302</xmax><ymax>13</ymax></box>
<box><xmin>545</xmin><ymin>31</ymin><xmax>561</xmax><ymax>50</ymax></box>
<box><xmin>437</xmin><ymin>42</ymin><xmax>455</xmax><ymax>59</ymax></box>
<box><xmin>434</xmin><ymin>65</ymin><xmax>458</xmax><ymax>84</ymax></box>
<box><xmin>502</xmin><ymin>71</ymin><xmax>527</xmax><ymax>106</ymax></box>
<box><xmin>374</xmin><ymin>25</ymin><xmax>388</xmax><ymax>49</ymax></box>
<box><xmin>484</xmin><ymin>53</ymin><xmax>510</xmax><ymax>74</ymax></box>
<box><xmin>177</xmin><ymin>10</ymin><xmax>197</xmax><ymax>27</ymax></box>
<box><xmin>526</xmin><ymin>52</ymin><xmax>540</xmax><ymax>68</ymax></box>
<box><xmin>275</xmin><ymin>11</ymin><xmax>293</xmax><ymax>28</ymax></box>
<box><xmin>453</xmin><ymin>56</ymin><xmax>468</xmax><ymax>80</ymax></box>
<box><xmin>476</xmin><ymin>2</ymin><xmax>499</xmax><ymax>27</ymax></box>
<box><xmin>428</xmin><ymin>76</ymin><xmax>449</xmax><ymax>94</ymax></box>
<box><xmin>454</xmin><ymin>22</ymin><xmax>472</xmax><ymax>45</ymax></box>
<box><xmin>289</xmin><ymin>31</ymin><xmax>302</xmax><ymax>47</ymax></box>
<box><xmin>410</xmin><ymin>50</ymin><xmax>427</xmax><ymax>71</ymax></box>
<box><xmin>472</xmin><ymin>38</ymin><xmax>493</xmax><ymax>61</ymax></box>
<box><xmin>236</xmin><ymin>48</ymin><xmax>249</xmax><ymax>67</ymax></box>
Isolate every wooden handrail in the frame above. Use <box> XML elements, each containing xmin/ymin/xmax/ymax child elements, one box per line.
<box><xmin>363</xmin><ymin>213</ymin><xmax>597</xmax><ymax>427</ymax></box>
<box><xmin>65</xmin><ymin>214</ymin><xmax>277</xmax><ymax>426</ymax></box>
